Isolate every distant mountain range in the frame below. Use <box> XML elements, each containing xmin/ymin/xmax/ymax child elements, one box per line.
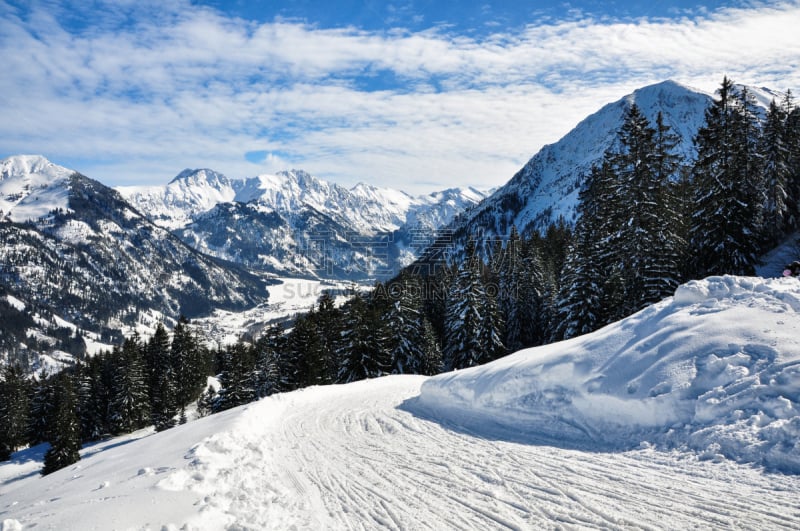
<box><xmin>119</xmin><ymin>169</ymin><xmax>488</xmax><ymax>278</ymax></box>
<box><xmin>0</xmin><ymin>155</ymin><xmax>274</xmax><ymax>368</ymax></box>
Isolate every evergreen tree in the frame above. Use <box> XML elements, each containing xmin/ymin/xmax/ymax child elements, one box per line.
<box><xmin>690</xmin><ymin>77</ymin><xmax>764</xmax><ymax>276</ymax></box>
<box><xmin>196</xmin><ymin>384</ymin><xmax>217</xmax><ymax>418</ymax></box>
<box><xmin>42</xmin><ymin>373</ymin><xmax>81</xmax><ymax>475</ymax></box>
<box><xmin>314</xmin><ymin>292</ymin><xmax>342</xmax><ymax>384</ymax></box>
<box><xmin>477</xmin><ymin>272</ymin><xmax>505</xmax><ymax>362</ymax></box>
<box><xmin>443</xmin><ymin>241</ymin><xmax>501</xmax><ymax>370</ymax></box>
<box><xmin>282</xmin><ymin>311</ymin><xmax>325</xmax><ymax>388</ymax></box>
<box><xmin>336</xmin><ymin>294</ymin><xmax>392</xmax><ymax>383</ymax></box>
<box><xmin>76</xmin><ymin>356</ymin><xmax>112</xmax><ymax>441</ymax></box>
<box><xmin>499</xmin><ymin>226</ymin><xmax>548</xmax><ymax>351</ymax></box>
<box><xmin>539</xmin><ymin>220</ymin><xmax>572</xmax><ymax>340</ymax></box>
<box><xmin>170</xmin><ymin>317</ymin><xmax>208</xmax><ymax>420</ymax></box>
<box><xmin>552</xmin><ymin>165</ymin><xmax>607</xmax><ymax>340</ymax></box>
<box><xmin>148</xmin><ymin>323</ymin><xmax>178</xmax><ymax>431</ymax></box>
<box><xmin>110</xmin><ymin>335</ymin><xmax>150</xmax><ymax>434</ymax></box>
<box><xmin>552</xmin><ymin>225</ymin><xmax>603</xmax><ymax>340</ymax></box>
<box><xmin>215</xmin><ymin>342</ymin><xmax>256</xmax><ymax>412</ymax></box>
<box><xmin>252</xmin><ymin>323</ymin><xmax>282</xmax><ymax>398</ymax></box>
<box><xmin>385</xmin><ymin>272</ymin><xmax>433</xmax><ymax>374</ymax></box>
<box><xmin>622</xmin><ymin>109</ymin><xmax>686</xmax><ymax>309</ymax></box>
<box><xmin>785</xmin><ymin>99</ymin><xmax>800</xmax><ymax>230</ymax></box>
<box><xmin>27</xmin><ymin>368</ymin><xmax>55</xmax><ymax>446</ymax></box>
<box><xmin>419</xmin><ymin>318</ymin><xmax>444</xmax><ymax>375</ymax></box>
<box><xmin>761</xmin><ymin>95</ymin><xmax>792</xmax><ymax>241</ymax></box>
<box><xmin>0</xmin><ymin>365</ymin><xmax>30</xmax><ymax>461</ymax></box>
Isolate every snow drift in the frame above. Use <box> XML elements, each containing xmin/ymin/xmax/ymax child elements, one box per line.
<box><xmin>420</xmin><ymin>275</ymin><xmax>800</xmax><ymax>472</ymax></box>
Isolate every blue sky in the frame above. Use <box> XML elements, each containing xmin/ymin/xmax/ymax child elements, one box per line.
<box><xmin>1</xmin><ymin>0</ymin><xmax>798</xmax><ymax>194</ymax></box>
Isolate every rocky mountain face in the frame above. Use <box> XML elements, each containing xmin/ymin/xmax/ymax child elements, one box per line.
<box><xmin>0</xmin><ymin>156</ymin><xmax>273</xmax><ymax>369</ymax></box>
<box><xmin>121</xmin><ymin>169</ymin><xmax>488</xmax><ymax>279</ymax></box>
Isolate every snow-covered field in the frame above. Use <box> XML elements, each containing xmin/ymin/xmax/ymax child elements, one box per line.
<box><xmin>194</xmin><ymin>277</ymin><xmax>360</xmax><ymax>346</ymax></box>
<box><xmin>2</xmin><ymin>275</ymin><xmax>800</xmax><ymax>529</ymax></box>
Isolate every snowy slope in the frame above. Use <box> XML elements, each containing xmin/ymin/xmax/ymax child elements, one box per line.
<box><xmin>451</xmin><ymin>80</ymin><xmax>779</xmax><ymax>239</ymax></box>
<box><xmin>2</xmin><ymin>377</ymin><xmax>798</xmax><ymax>529</ymax></box>
<box><xmin>0</xmin><ymin>155</ymin><xmax>74</xmax><ymax>222</ymax></box>
<box><xmin>421</xmin><ymin>275</ymin><xmax>800</xmax><ymax>472</ymax></box>
<box><xmin>3</xmin><ymin>276</ymin><xmax>800</xmax><ymax>529</ymax></box>
<box><xmin>118</xmin><ymin>169</ymin><xmax>238</xmax><ymax>230</ymax></box>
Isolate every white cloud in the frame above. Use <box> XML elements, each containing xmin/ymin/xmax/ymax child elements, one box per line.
<box><xmin>1</xmin><ymin>0</ymin><xmax>798</xmax><ymax>194</ymax></box>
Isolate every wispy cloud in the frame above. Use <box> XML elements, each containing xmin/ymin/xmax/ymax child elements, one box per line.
<box><xmin>1</xmin><ymin>0</ymin><xmax>798</xmax><ymax>194</ymax></box>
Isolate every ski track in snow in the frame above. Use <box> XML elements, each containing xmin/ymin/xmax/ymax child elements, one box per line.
<box><xmin>147</xmin><ymin>376</ymin><xmax>800</xmax><ymax>530</ymax></box>
<box><xmin>2</xmin><ymin>375</ymin><xmax>800</xmax><ymax>529</ymax></box>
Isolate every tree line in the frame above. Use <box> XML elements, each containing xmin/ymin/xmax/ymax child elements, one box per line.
<box><xmin>0</xmin><ymin>317</ymin><xmax>209</xmax><ymax>474</ymax></box>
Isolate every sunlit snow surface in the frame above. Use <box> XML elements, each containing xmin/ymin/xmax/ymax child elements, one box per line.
<box><xmin>3</xmin><ymin>276</ymin><xmax>800</xmax><ymax>529</ymax></box>
<box><xmin>0</xmin><ymin>155</ymin><xmax>73</xmax><ymax>222</ymax></box>
<box><xmin>423</xmin><ymin>275</ymin><xmax>800</xmax><ymax>472</ymax></box>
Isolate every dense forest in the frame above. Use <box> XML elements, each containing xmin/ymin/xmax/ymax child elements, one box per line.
<box><xmin>2</xmin><ymin>77</ymin><xmax>799</xmax><ymax>475</ymax></box>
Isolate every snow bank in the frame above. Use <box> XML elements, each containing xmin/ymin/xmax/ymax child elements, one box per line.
<box><xmin>420</xmin><ymin>275</ymin><xmax>800</xmax><ymax>472</ymax></box>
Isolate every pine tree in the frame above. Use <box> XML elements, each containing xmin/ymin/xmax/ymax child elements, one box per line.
<box><xmin>110</xmin><ymin>335</ymin><xmax>150</xmax><ymax>434</ymax></box>
<box><xmin>336</xmin><ymin>294</ymin><xmax>392</xmax><ymax>383</ymax></box>
<box><xmin>499</xmin><ymin>227</ymin><xmax>548</xmax><ymax>351</ymax></box>
<box><xmin>552</xmin><ymin>165</ymin><xmax>607</xmax><ymax>340</ymax></box>
<box><xmin>761</xmin><ymin>95</ymin><xmax>792</xmax><ymax>241</ymax></box>
<box><xmin>690</xmin><ymin>77</ymin><xmax>764</xmax><ymax>276</ymax></box>
<box><xmin>615</xmin><ymin>107</ymin><xmax>686</xmax><ymax>310</ymax></box>
<box><xmin>197</xmin><ymin>384</ymin><xmax>217</xmax><ymax>417</ymax></box>
<box><xmin>27</xmin><ymin>368</ymin><xmax>56</xmax><ymax>446</ymax></box>
<box><xmin>283</xmin><ymin>311</ymin><xmax>324</xmax><ymax>388</ymax></box>
<box><xmin>477</xmin><ymin>272</ymin><xmax>505</xmax><ymax>362</ymax></box>
<box><xmin>148</xmin><ymin>323</ymin><xmax>178</xmax><ymax>431</ymax></box>
<box><xmin>443</xmin><ymin>241</ymin><xmax>500</xmax><ymax>370</ymax></box>
<box><xmin>252</xmin><ymin>323</ymin><xmax>282</xmax><ymax>398</ymax></box>
<box><xmin>42</xmin><ymin>373</ymin><xmax>81</xmax><ymax>475</ymax></box>
<box><xmin>215</xmin><ymin>342</ymin><xmax>256</xmax><ymax>411</ymax></box>
<box><xmin>385</xmin><ymin>272</ymin><xmax>431</xmax><ymax>374</ymax></box>
<box><xmin>419</xmin><ymin>318</ymin><xmax>444</xmax><ymax>375</ymax></box>
<box><xmin>170</xmin><ymin>317</ymin><xmax>208</xmax><ymax>420</ymax></box>
<box><xmin>76</xmin><ymin>356</ymin><xmax>111</xmax><ymax>441</ymax></box>
<box><xmin>785</xmin><ymin>99</ymin><xmax>800</xmax><ymax>230</ymax></box>
<box><xmin>0</xmin><ymin>365</ymin><xmax>30</xmax><ymax>461</ymax></box>
<box><xmin>314</xmin><ymin>292</ymin><xmax>342</xmax><ymax>384</ymax></box>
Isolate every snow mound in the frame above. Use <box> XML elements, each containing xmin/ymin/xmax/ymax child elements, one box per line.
<box><xmin>420</xmin><ymin>275</ymin><xmax>800</xmax><ymax>472</ymax></box>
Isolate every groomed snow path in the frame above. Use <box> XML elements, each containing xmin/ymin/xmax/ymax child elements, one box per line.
<box><xmin>4</xmin><ymin>375</ymin><xmax>800</xmax><ymax>530</ymax></box>
<box><xmin>168</xmin><ymin>376</ymin><xmax>799</xmax><ymax>529</ymax></box>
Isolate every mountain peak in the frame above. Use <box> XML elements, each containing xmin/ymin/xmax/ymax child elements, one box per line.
<box><xmin>1</xmin><ymin>154</ymin><xmax>73</xmax><ymax>181</ymax></box>
<box><xmin>169</xmin><ymin>168</ymin><xmax>231</xmax><ymax>188</ymax></box>
<box><xmin>1</xmin><ymin>155</ymin><xmax>75</xmax><ymax>222</ymax></box>
<box><xmin>448</xmin><ymin>80</ymin><xmax>722</xmax><ymax>238</ymax></box>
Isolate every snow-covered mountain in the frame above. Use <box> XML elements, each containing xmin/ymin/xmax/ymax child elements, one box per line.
<box><xmin>0</xmin><ymin>155</ymin><xmax>74</xmax><ymax>223</ymax></box>
<box><xmin>121</xmin><ymin>168</ymin><xmax>488</xmax><ymax>279</ymax></box>
<box><xmin>117</xmin><ymin>169</ymin><xmax>238</xmax><ymax>230</ymax></box>
<box><xmin>3</xmin><ymin>275</ymin><xmax>799</xmax><ymax>529</ymax></box>
<box><xmin>0</xmin><ymin>155</ymin><xmax>273</xmax><ymax>369</ymax></box>
<box><xmin>447</xmin><ymin>80</ymin><xmax>780</xmax><ymax>240</ymax></box>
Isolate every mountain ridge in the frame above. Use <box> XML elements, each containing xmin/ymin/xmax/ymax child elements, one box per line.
<box><xmin>0</xmin><ymin>157</ymin><xmax>274</xmax><ymax>370</ymax></box>
<box><xmin>446</xmin><ymin>79</ymin><xmax>781</xmax><ymax>241</ymax></box>
<box><xmin>120</xmin><ymin>166</ymin><xmax>489</xmax><ymax>279</ymax></box>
